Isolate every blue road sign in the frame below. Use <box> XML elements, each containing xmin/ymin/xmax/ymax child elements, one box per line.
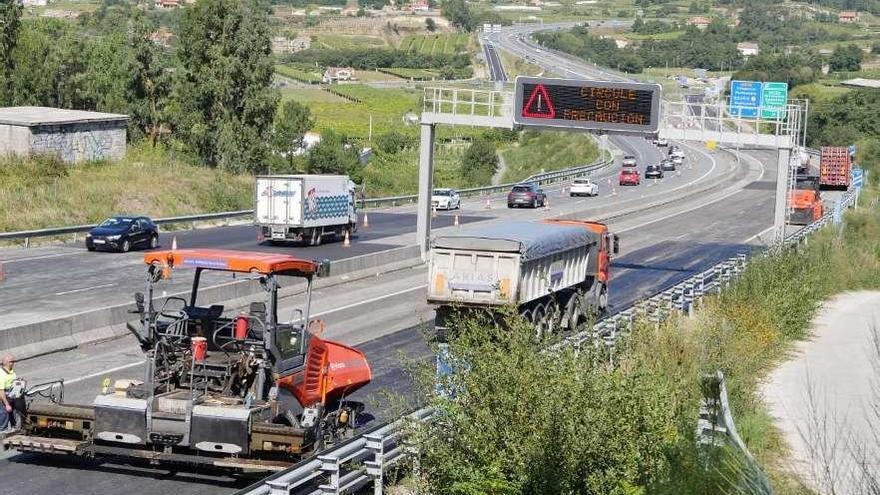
<box><xmin>730</xmin><ymin>80</ymin><xmax>762</xmax><ymax>119</ymax></box>
<box><xmin>852</xmin><ymin>167</ymin><xmax>864</xmax><ymax>188</ymax></box>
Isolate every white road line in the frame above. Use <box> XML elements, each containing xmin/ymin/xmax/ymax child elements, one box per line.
<box><xmin>2</xmin><ymin>251</ymin><xmax>83</xmax><ymax>263</ymax></box>
<box><xmin>311</xmin><ymin>284</ymin><xmax>427</xmax><ymax>317</ymax></box>
<box><xmin>55</xmin><ymin>283</ymin><xmax>117</xmax><ymax>296</ymax></box>
<box><xmin>59</xmin><ymin>284</ymin><xmax>429</xmax><ymax>385</ymax></box>
<box><xmin>65</xmin><ymin>360</ymin><xmax>147</xmax><ymax>385</ymax></box>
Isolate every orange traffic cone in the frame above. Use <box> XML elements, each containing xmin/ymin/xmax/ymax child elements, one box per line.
<box><xmin>454</xmin><ymin>214</ymin><xmax>460</xmax><ymax>226</ymax></box>
<box><xmin>363</xmin><ymin>212</ymin><xmax>370</xmax><ymax>228</ymax></box>
<box><xmin>171</xmin><ymin>236</ymin><xmax>178</xmax><ymax>250</ymax></box>
<box><xmin>343</xmin><ymin>230</ymin><xmax>351</xmax><ymax>247</ymax></box>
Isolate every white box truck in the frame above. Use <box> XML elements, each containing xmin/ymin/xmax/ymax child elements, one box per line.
<box><xmin>428</xmin><ymin>219</ymin><xmax>618</xmax><ymax>340</ymax></box>
<box><xmin>255</xmin><ymin>175</ymin><xmax>357</xmax><ymax>246</ymax></box>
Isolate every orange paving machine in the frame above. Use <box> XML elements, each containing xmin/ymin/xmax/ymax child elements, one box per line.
<box><xmin>4</xmin><ymin>249</ymin><xmax>372</xmax><ymax>472</ymax></box>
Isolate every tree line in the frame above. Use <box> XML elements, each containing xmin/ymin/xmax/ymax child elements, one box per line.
<box><xmin>284</xmin><ymin>47</ymin><xmax>473</xmax><ymax>79</ymax></box>
<box><xmin>0</xmin><ymin>0</ymin><xmax>343</xmax><ymax>176</ymax></box>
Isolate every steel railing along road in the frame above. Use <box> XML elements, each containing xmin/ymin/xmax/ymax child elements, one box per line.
<box><xmin>234</xmin><ymin>189</ymin><xmax>858</xmax><ymax>495</ymax></box>
<box><xmin>0</xmin><ymin>158</ymin><xmax>611</xmax><ymax>247</ymax></box>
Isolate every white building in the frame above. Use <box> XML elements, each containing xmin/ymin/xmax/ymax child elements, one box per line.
<box><xmin>737</xmin><ymin>42</ymin><xmax>759</xmax><ymax>58</ymax></box>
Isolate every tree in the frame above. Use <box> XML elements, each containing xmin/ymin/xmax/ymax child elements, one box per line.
<box><xmin>273</xmin><ymin>100</ymin><xmax>315</xmax><ymax>167</ymax></box>
<box><xmin>307</xmin><ymin>130</ymin><xmax>361</xmax><ymax>179</ymax></box>
<box><xmin>425</xmin><ymin>17</ymin><xmax>436</xmax><ymax>32</ymax></box>
<box><xmin>173</xmin><ymin>0</ymin><xmax>279</xmax><ymax>172</ymax></box>
<box><xmin>376</xmin><ymin>129</ymin><xmax>411</xmax><ymax>154</ymax></box>
<box><xmin>460</xmin><ymin>138</ymin><xmax>498</xmax><ymax>185</ymax></box>
<box><xmin>0</xmin><ymin>0</ymin><xmax>23</xmax><ymax>105</ymax></box>
<box><xmin>829</xmin><ymin>44</ymin><xmax>864</xmax><ymax>72</ymax></box>
<box><xmin>128</xmin><ymin>15</ymin><xmax>172</xmax><ymax>145</ymax></box>
<box><xmin>442</xmin><ymin>0</ymin><xmax>474</xmax><ymax>31</ymax></box>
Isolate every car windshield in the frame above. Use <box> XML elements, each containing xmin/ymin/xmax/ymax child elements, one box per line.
<box><xmin>512</xmin><ymin>186</ymin><xmax>531</xmax><ymax>192</ymax></box>
<box><xmin>573</xmin><ymin>179</ymin><xmax>589</xmax><ymax>184</ymax></box>
<box><xmin>99</xmin><ymin>217</ymin><xmax>134</xmax><ymax>228</ymax></box>
<box><xmin>622</xmin><ymin>170</ymin><xmax>636</xmax><ymax>175</ymax></box>
<box><xmin>433</xmin><ymin>190</ymin><xmax>452</xmax><ymax>196</ymax></box>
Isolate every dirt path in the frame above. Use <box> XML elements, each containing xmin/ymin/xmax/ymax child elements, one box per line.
<box><xmin>762</xmin><ymin>291</ymin><xmax>880</xmax><ymax>494</ymax></box>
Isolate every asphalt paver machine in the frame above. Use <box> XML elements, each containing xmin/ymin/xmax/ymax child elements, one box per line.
<box><xmin>4</xmin><ymin>249</ymin><xmax>372</xmax><ymax>471</ymax></box>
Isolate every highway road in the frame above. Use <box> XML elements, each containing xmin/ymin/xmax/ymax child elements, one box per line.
<box><xmin>0</xmin><ymin>21</ymin><xmax>785</xmax><ymax>495</ymax></box>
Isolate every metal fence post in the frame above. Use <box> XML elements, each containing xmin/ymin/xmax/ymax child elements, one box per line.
<box><xmin>319</xmin><ymin>454</ymin><xmax>341</xmax><ymax>495</ymax></box>
<box><xmin>365</xmin><ymin>433</ymin><xmax>385</xmax><ymax>495</ymax></box>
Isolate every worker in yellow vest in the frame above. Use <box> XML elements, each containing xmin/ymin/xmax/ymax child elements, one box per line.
<box><xmin>0</xmin><ymin>355</ymin><xmax>17</xmax><ymax>432</ymax></box>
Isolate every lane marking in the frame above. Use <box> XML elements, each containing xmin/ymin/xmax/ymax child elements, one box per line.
<box><xmin>55</xmin><ymin>283</ymin><xmax>117</xmax><ymax>296</ymax></box>
<box><xmin>65</xmin><ymin>360</ymin><xmax>147</xmax><ymax>386</ymax></box>
<box><xmin>2</xmin><ymin>251</ymin><xmax>84</xmax><ymax>264</ymax></box>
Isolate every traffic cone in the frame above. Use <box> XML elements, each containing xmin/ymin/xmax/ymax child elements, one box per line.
<box><xmin>171</xmin><ymin>236</ymin><xmax>178</xmax><ymax>251</ymax></box>
<box><xmin>343</xmin><ymin>230</ymin><xmax>351</xmax><ymax>247</ymax></box>
<box><xmin>484</xmin><ymin>197</ymin><xmax>492</xmax><ymax>209</ymax></box>
<box><xmin>454</xmin><ymin>214</ymin><xmax>460</xmax><ymax>226</ymax></box>
<box><xmin>432</xmin><ymin>205</ymin><xmax>438</xmax><ymax>218</ymax></box>
<box><xmin>612</xmin><ymin>187</ymin><xmax>617</xmax><ymax>196</ymax></box>
<box><xmin>544</xmin><ymin>198</ymin><xmax>550</xmax><ymax>210</ymax></box>
<box><xmin>560</xmin><ymin>186</ymin><xmax>567</xmax><ymax>197</ymax></box>
<box><xmin>363</xmin><ymin>212</ymin><xmax>370</xmax><ymax>228</ymax></box>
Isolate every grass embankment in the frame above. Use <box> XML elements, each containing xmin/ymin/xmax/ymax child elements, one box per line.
<box><xmin>400</xmin><ymin>33</ymin><xmax>470</xmax><ymax>55</ymax></box>
<box><xmin>412</xmin><ymin>181</ymin><xmax>880</xmax><ymax>492</ymax></box>
<box><xmin>0</xmin><ymin>144</ymin><xmax>252</xmax><ymax>232</ymax></box>
<box><xmin>499</xmin><ymin>131</ymin><xmax>599</xmax><ymax>183</ymax></box>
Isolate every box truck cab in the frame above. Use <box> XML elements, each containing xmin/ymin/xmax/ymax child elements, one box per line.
<box><xmin>255</xmin><ymin>175</ymin><xmax>358</xmax><ymax>246</ymax></box>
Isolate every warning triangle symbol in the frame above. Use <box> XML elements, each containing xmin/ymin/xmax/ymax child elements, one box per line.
<box><xmin>523</xmin><ymin>84</ymin><xmax>556</xmax><ymax>119</ymax></box>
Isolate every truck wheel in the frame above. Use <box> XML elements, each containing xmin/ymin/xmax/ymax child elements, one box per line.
<box><xmin>566</xmin><ymin>295</ymin><xmax>583</xmax><ymax>332</ymax></box>
<box><xmin>532</xmin><ymin>304</ymin><xmax>546</xmax><ymax>341</ymax></box>
<box><xmin>310</xmin><ymin>228</ymin><xmax>323</xmax><ymax>246</ymax></box>
<box><xmin>597</xmin><ymin>286</ymin><xmax>608</xmax><ymax>314</ymax></box>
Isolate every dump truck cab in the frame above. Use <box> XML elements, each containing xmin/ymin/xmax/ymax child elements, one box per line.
<box><xmin>5</xmin><ymin>249</ymin><xmax>372</xmax><ymax>472</ymax></box>
<box><xmin>789</xmin><ymin>175</ymin><xmax>823</xmax><ymax>225</ymax></box>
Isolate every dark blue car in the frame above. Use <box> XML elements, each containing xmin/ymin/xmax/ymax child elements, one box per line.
<box><xmin>86</xmin><ymin>216</ymin><xmax>159</xmax><ymax>253</ymax></box>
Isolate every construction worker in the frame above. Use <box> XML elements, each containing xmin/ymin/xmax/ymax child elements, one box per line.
<box><xmin>0</xmin><ymin>355</ymin><xmax>17</xmax><ymax>432</ymax></box>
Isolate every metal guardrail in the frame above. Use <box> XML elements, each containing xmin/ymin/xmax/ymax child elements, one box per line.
<box><xmin>0</xmin><ymin>158</ymin><xmax>611</xmax><ymax>247</ymax></box>
<box><xmin>235</xmin><ymin>189</ymin><xmax>857</xmax><ymax>495</ymax></box>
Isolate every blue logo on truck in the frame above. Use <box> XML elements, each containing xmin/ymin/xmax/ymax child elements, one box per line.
<box><xmin>262</xmin><ymin>186</ymin><xmax>297</xmax><ymax>198</ymax></box>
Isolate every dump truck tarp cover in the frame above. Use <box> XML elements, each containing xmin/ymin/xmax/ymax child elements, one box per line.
<box><xmin>432</xmin><ymin>221</ymin><xmax>598</xmax><ymax>261</ymax></box>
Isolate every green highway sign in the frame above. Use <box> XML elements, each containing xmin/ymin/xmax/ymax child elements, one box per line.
<box><xmin>761</xmin><ymin>82</ymin><xmax>788</xmax><ymax>119</ymax></box>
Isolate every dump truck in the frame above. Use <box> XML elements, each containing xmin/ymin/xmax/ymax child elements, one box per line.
<box><xmin>789</xmin><ymin>175</ymin><xmax>824</xmax><ymax>225</ymax></box>
<box><xmin>819</xmin><ymin>147</ymin><xmax>851</xmax><ymax>190</ymax></box>
<box><xmin>4</xmin><ymin>249</ymin><xmax>372</xmax><ymax>472</ymax></box>
<box><xmin>428</xmin><ymin>219</ymin><xmax>618</xmax><ymax>340</ymax></box>
<box><xmin>255</xmin><ymin>175</ymin><xmax>358</xmax><ymax>246</ymax></box>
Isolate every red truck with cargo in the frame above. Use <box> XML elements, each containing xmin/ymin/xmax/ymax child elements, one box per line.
<box><xmin>819</xmin><ymin>146</ymin><xmax>852</xmax><ymax>190</ymax></box>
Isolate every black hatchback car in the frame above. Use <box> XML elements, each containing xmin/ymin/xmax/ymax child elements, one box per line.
<box><xmin>86</xmin><ymin>216</ymin><xmax>159</xmax><ymax>252</ymax></box>
<box><xmin>507</xmin><ymin>183</ymin><xmax>546</xmax><ymax>208</ymax></box>
<box><xmin>645</xmin><ymin>164</ymin><xmax>664</xmax><ymax>179</ymax></box>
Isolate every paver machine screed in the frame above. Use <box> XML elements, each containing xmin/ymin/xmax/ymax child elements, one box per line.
<box><xmin>4</xmin><ymin>249</ymin><xmax>372</xmax><ymax>472</ymax></box>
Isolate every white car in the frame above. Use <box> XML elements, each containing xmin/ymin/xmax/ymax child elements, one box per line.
<box><xmin>654</xmin><ymin>137</ymin><xmax>669</xmax><ymax>147</ymax></box>
<box><xmin>431</xmin><ymin>188</ymin><xmax>461</xmax><ymax>210</ymax></box>
<box><xmin>569</xmin><ymin>178</ymin><xmax>599</xmax><ymax>197</ymax></box>
<box><xmin>622</xmin><ymin>155</ymin><xmax>637</xmax><ymax>168</ymax></box>
<box><xmin>672</xmin><ymin>155</ymin><xmax>684</xmax><ymax>167</ymax></box>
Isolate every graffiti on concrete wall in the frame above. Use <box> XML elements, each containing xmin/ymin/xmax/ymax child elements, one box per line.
<box><xmin>30</xmin><ymin>122</ymin><xmax>125</xmax><ymax>163</ymax></box>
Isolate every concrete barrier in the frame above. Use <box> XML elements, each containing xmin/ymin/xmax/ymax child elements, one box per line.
<box><xmin>7</xmin><ymin>245</ymin><xmax>423</xmax><ymax>361</ymax></box>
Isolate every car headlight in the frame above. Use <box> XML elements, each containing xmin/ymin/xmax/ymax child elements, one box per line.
<box><xmin>85</xmin><ymin>233</ymin><xmax>92</xmax><ymax>238</ymax></box>
<box><xmin>106</xmin><ymin>235</ymin><xmax>121</xmax><ymax>241</ymax></box>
